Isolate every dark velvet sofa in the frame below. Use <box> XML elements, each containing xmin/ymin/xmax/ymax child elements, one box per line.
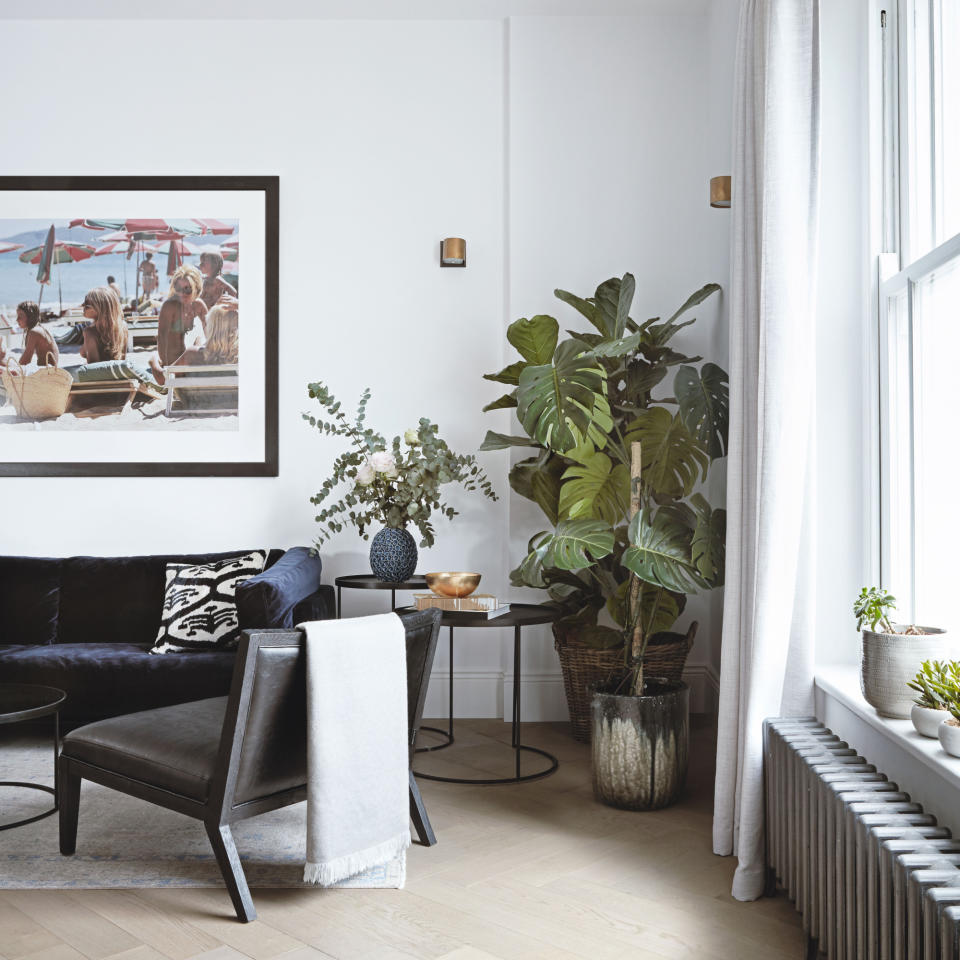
<box><xmin>0</xmin><ymin>547</ymin><xmax>334</xmax><ymax>725</ymax></box>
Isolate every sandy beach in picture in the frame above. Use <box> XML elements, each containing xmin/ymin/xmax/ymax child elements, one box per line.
<box><xmin>0</xmin><ymin>217</ymin><xmax>240</xmax><ymax>432</ymax></box>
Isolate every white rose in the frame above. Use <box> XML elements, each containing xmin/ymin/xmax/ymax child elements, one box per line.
<box><xmin>370</xmin><ymin>451</ymin><xmax>398</xmax><ymax>477</ymax></box>
<box><xmin>356</xmin><ymin>462</ymin><xmax>375</xmax><ymax>486</ymax></box>
<box><xmin>404</xmin><ymin>428</ymin><xmax>420</xmax><ymax>446</ymax></box>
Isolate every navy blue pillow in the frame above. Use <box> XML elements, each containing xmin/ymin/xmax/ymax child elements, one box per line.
<box><xmin>235</xmin><ymin>546</ymin><xmax>323</xmax><ymax>630</ymax></box>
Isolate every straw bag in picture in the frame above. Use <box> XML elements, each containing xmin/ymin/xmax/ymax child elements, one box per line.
<box><xmin>2</xmin><ymin>354</ymin><xmax>72</xmax><ymax>420</ymax></box>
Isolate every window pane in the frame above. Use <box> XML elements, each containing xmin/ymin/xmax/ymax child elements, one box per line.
<box><xmin>912</xmin><ymin>256</ymin><xmax>960</xmax><ymax>633</ymax></box>
<box><xmin>905</xmin><ymin>0</ymin><xmax>934</xmax><ymax>259</ymax></box>
<box><xmin>883</xmin><ymin>289</ymin><xmax>914</xmax><ymax>617</ymax></box>
<box><xmin>937</xmin><ymin>0</ymin><xmax>960</xmax><ymax>243</ymax></box>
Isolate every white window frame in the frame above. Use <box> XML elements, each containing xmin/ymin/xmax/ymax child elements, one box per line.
<box><xmin>875</xmin><ymin>0</ymin><xmax>960</xmax><ymax>621</ymax></box>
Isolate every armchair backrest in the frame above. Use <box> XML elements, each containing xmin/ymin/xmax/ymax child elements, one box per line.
<box><xmin>210</xmin><ymin>609</ymin><xmax>441</xmax><ymax>816</ymax></box>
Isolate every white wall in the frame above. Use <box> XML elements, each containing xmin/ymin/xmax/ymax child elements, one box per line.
<box><xmin>0</xmin><ymin>4</ymin><xmax>737</xmax><ymax>718</ymax></box>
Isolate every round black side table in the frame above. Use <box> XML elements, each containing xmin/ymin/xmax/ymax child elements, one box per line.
<box><xmin>399</xmin><ymin>603</ymin><xmax>561</xmax><ymax>785</ymax></box>
<box><xmin>0</xmin><ymin>683</ymin><xmax>66</xmax><ymax>830</ymax></box>
<box><xmin>335</xmin><ymin>574</ymin><xmax>428</xmax><ymax>618</ymax></box>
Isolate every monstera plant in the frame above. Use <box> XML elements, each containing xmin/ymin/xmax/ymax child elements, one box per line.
<box><xmin>481</xmin><ymin>273</ymin><xmax>728</xmax><ymax>713</ymax></box>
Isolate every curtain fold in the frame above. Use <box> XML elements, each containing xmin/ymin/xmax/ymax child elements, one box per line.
<box><xmin>712</xmin><ymin>0</ymin><xmax>821</xmax><ymax>902</ymax></box>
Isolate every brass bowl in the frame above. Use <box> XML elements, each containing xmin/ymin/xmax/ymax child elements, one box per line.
<box><xmin>425</xmin><ymin>572</ymin><xmax>481</xmax><ymax>598</ymax></box>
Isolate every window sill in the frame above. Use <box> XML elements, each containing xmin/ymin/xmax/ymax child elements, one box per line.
<box><xmin>815</xmin><ymin>665</ymin><xmax>960</xmax><ymax>830</ymax></box>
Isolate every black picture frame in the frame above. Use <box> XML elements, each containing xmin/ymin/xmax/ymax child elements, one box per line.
<box><xmin>0</xmin><ymin>175</ymin><xmax>278</xmax><ymax>477</ymax></box>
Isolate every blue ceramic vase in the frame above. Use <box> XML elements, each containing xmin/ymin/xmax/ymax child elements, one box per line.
<box><xmin>369</xmin><ymin>526</ymin><xmax>418</xmax><ymax>582</ymax></box>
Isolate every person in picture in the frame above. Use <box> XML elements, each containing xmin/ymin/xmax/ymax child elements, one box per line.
<box><xmin>138</xmin><ymin>252</ymin><xmax>158</xmax><ymax>298</ymax></box>
<box><xmin>198</xmin><ymin>251</ymin><xmax>237</xmax><ymax>309</ymax></box>
<box><xmin>14</xmin><ymin>300</ymin><xmax>59</xmax><ymax>367</ymax></box>
<box><xmin>107</xmin><ymin>275</ymin><xmax>123</xmax><ymax>302</ymax></box>
<box><xmin>157</xmin><ymin>264</ymin><xmax>207</xmax><ymax>365</ymax></box>
<box><xmin>79</xmin><ymin>287</ymin><xmax>128</xmax><ymax>363</ymax></box>
<box><xmin>149</xmin><ymin>304</ymin><xmax>238</xmax><ymax>386</ymax></box>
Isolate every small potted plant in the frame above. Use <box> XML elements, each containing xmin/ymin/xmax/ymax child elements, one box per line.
<box><xmin>937</xmin><ymin>671</ymin><xmax>960</xmax><ymax>758</ymax></box>
<box><xmin>854</xmin><ymin>587</ymin><xmax>951</xmax><ymax>719</ymax></box>
<box><xmin>306</xmin><ymin>382</ymin><xmax>497</xmax><ymax>581</ymax></box>
<box><xmin>907</xmin><ymin>660</ymin><xmax>954</xmax><ymax>737</ymax></box>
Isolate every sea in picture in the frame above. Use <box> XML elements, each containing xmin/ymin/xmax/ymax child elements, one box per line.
<box><xmin>0</xmin><ymin>218</ymin><xmax>240</xmax><ymax>432</ymax></box>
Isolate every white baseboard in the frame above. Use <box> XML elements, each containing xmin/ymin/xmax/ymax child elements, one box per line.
<box><xmin>423</xmin><ymin>662</ymin><xmax>720</xmax><ymax>722</ymax></box>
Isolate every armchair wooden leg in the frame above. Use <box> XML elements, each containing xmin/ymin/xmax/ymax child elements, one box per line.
<box><xmin>409</xmin><ymin>770</ymin><xmax>436</xmax><ymax>846</ymax></box>
<box><xmin>58</xmin><ymin>759</ymin><xmax>81</xmax><ymax>855</ymax></box>
<box><xmin>205</xmin><ymin>822</ymin><xmax>256</xmax><ymax>923</ymax></box>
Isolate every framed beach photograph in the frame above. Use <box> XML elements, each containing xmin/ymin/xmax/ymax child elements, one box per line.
<box><xmin>0</xmin><ymin>176</ymin><xmax>278</xmax><ymax>476</ymax></box>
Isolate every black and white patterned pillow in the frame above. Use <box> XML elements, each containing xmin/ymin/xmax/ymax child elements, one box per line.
<box><xmin>150</xmin><ymin>550</ymin><xmax>268</xmax><ymax>655</ymax></box>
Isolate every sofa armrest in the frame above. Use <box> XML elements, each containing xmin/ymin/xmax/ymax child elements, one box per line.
<box><xmin>291</xmin><ymin>585</ymin><xmax>336</xmax><ymax>624</ymax></box>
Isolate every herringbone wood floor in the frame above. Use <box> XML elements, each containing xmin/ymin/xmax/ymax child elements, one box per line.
<box><xmin>0</xmin><ymin>718</ymin><xmax>803</xmax><ymax>960</ymax></box>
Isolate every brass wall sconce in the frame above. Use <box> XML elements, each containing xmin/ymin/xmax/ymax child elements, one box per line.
<box><xmin>440</xmin><ymin>237</ymin><xmax>466</xmax><ymax>267</ymax></box>
<box><xmin>710</xmin><ymin>176</ymin><xmax>731</xmax><ymax>208</ymax></box>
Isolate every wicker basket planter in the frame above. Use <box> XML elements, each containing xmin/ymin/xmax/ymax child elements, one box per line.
<box><xmin>554</xmin><ymin>622</ymin><xmax>694</xmax><ymax>742</ymax></box>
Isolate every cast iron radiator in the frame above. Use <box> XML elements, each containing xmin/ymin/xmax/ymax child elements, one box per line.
<box><xmin>764</xmin><ymin>717</ymin><xmax>960</xmax><ymax>960</ymax></box>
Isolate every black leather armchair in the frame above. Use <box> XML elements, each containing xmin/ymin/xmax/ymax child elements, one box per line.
<box><xmin>58</xmin><ymin>609</ymin><xmax>441</xmax><ymax>923</ymax></box>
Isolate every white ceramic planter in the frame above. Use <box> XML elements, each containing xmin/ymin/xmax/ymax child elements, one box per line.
<box><xmin>860</xmin><ymin>627</ymin><xmax>951</xmax><ymax>718</ymax></box>
<box><xmin>938</xmin><ymin>719</ymin><xmax>960</xmax><ymax>757</ymax></box>
<box><xmin>911</xmin><ymin>703</ymin><xmax>949</xmax><ymax>738</ymax></box>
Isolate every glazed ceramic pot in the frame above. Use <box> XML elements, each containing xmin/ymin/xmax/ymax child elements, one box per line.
<box><xmin>369</xmin><ymin>527</ymin><xmax>418</xmax><ymax>583</ymax></box>
<box><xmin>591</xmin><ymin>680</ymin><xmax>688</xmax><ymax>811</ymax></box>
<box><xmin>938</xmin><ymin>718</ymin><xmax>960</xmax><ymax>758</ymax></box>
<box><xmin>911</xmin><ymin>703</ymin><xmax>949</xmax><ymax>738</ymax></box>
<box><xmin>860</xmin><ymin>627</ymin><xmax>951</xmax><ymax>718</ymax></box>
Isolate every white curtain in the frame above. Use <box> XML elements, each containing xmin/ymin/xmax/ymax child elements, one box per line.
<box><xmin>712</xmin><ymin>0</ymin><xmax>821</xmax><ymax>902</ymax></box>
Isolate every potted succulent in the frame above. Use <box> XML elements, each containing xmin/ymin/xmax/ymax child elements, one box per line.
<box><xmin>936</xmin><ymin>669</ymin><xmax>960</xmax><ymax>758</ymax></box>
<box><xmin>306</xmin><ymin>382</ymin><xmax>497</xmax><ymax>581</ymax></box>
<box><xmin>907</xmin><ymin>660</ymin><xmax>954</xmax><ymax>737</ymax></box>
<box><xmin>854</xmin><ymin>587</ymin><xmax>952</xmax><ymax>719</ymax></box>
<box><xmin>481</xmin><ymin>273</ymin><xmax>726</xmax><ymax>808</ymax></box>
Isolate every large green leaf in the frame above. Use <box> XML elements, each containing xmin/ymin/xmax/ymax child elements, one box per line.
<box><xmin>689</xmin><ymin>493</ymin><xmax>726</xmax><ymax>587</ymax></box>
<box><xmin>507</xmin><ymin>315</ymin><xmax>559</xmax><ymax>365</ymax></box>
<box><xmin>605</xmin><ymin>579</ymin><xmax>682</xmax><ymax>634</ymax></box>
<box><xmin>624</xmin><ymin>407</ymin><xmax>709</xmax><ymax>498</ymax></box>
<box><xmin>643</xmin><ymin>283</ymin><xmax>721</xmax><ymax>346</ymax></box>
<box><xmin>517</xmin><ymin>340</ymin><xmax>611</xmax><ymax>453</ymax></box>
<box><xmin>558</xmin><ymin>446</ymin><xmax>630</xmax><ymax>525</ymax></box>
<box><xmin>509</xmin><ymin>449</ymin><xmax>566</xmax><ymax>525</ymax></box>
<box><xmin>674</xmin><ymin>362</ymin><xmax>729</xmax><ymax>458</ymax></box>
<box><xmin>516</xmin><ymin>518</ymin><xmax>616</xmax><ymax>586</ymax></box>
<box><xmin>480</xmin><ymin>430</ymin><xmax>542</xmax><ymax>451</ymax></box>
<box><xmin>553</xmin><ymin>288</ymin><xmax>605</xmax><ymax>335</ymax></box>
<box><xmin>622</xmin><ymin>508</ymin><xmax>704</xmax><ymax>593</ymax></box>
<box><xmin>483</xmin><ymin>361</ymin><xmax>528</xmax><ymax>385</ymax></box>
<box><xmin>482</xmin><ymin>391</ymin><xmax>517</xmax><ymax>412</ymax></box>
<box><xmin>595</xmin><ymin>273</ymin><xmax>636</xmax><ymax>339</ymax></box>
<box><xmin>579</xmin><ymin>624</ymin><xmax>624</xmax><ymax>650</ymax></box>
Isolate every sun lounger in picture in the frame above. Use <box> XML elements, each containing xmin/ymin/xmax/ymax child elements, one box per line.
<box><xmin>165</xmin><ymin>364</ymin><xmax>238</xmax><ymax>417</ymax></box>
<box><xmin>126</xmin><ymin>320</ymin><xmax>159</xmax><ymax>351</ymax></box>
<box><xmin>66</xmin><ymin>379</ymin><xmax>163</xmax><ymax>418</ymax></box>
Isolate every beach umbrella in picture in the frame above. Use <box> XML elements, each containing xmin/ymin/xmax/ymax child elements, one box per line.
<box><xmin>19</xmin><ymin>228</ymin><xmax>95</xmax><ymax>313</ymax></box>
<box><xmin>69</xmin><ymin>218</ymin><xmax>234</xmax><ymax>237</ymax></box>
<box><xmin>0</xmin><ymin>240</ymin><xmax>23</xmax><ymax>255</ymax></box>
<box><xmin>151</xmin><ymin>238</ymin><xmax>202</xmax><ymax>259</ymax></box>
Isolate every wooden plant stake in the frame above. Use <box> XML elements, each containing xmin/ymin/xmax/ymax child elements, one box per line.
<box><xmin>627</xmin><ymin>440</ymin><xmax>644</xmax><ymax>696</ymax></box>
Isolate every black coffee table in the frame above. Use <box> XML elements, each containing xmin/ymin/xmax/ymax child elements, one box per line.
<box><xmin>0</xmin><ymin>683</ymin><xmax>66</xmax><ymax>830</ymax></box>
<box><xmin>335</xmin><ymin>573</ymin><xmax>428</xmax><ymax>618</ymax></box>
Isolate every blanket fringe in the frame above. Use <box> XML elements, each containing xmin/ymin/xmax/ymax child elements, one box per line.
<box><xmin>303</xmin><ymin>830</ymin><xmax>410</xmax><ymax>886</ymax></box>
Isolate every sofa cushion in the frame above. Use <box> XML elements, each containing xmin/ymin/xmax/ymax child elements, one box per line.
<box><xmin>151</xmin><ymin>550</ymin><xmax>268</xmax><ymax>654</ymax></box>
<box><xmin>62</xmin><ymin>697</ymin><xmax>227</xmax><ymax>800</ymax></box>
<box><xmin>56</xmin><ymin>549</ymin><xmax>282</xmax><ymax>646</ymax></box>
<box><xmin>0</xmin><ymin>643</ymin><xmax>236</xmax><ymax>722</ymax></box>
<box><xmin>236</xmin><ymin>546</ymin><xmax>323</xmax><ymax>631</ymax></box>
<box><xmin>0</xmin><ymin>556</ymin><xmax>61</xmax><ymax>646</ymax></box>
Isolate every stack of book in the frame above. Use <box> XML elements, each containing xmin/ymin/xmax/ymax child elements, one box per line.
<box><xmin>413</xmin><ymin>593</ymin><xmax>511</xmax><ymax>619</ymax></box>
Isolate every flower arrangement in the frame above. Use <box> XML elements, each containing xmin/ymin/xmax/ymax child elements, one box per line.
<box><xmin>305</xmin><ymin>382</ymin><xmax>497</xmax><ymax>548</ymax></box>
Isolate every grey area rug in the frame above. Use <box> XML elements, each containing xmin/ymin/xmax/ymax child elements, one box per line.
<box><xmin>0</xmin><ymin>735</ymin><xmax>404</xmax><ymax>889</ymax></box>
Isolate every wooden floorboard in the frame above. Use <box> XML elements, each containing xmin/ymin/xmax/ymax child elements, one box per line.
<box><xmin>0</xmin><ymin>718</ymin><xmax>803</xmax><ymax>960</ymax></box>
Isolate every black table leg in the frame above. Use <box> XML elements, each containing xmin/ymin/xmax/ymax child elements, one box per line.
<box><xmin>0</xmin><ymin>708</ymin><xmax>60</xmax><ymax>830</ymax></box>
<box><xmin>337</xmin><ymin>585</ymin><xmax>342</xmax><ymax>619</ymax></box>
<box><xmin>415</xmin><ymin>625</ymin><xmax>455</xmax><ymax>753</ymax></box>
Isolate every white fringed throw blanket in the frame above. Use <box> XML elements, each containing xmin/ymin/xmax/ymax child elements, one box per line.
<box><xmin>299</xmin><ymin>613</ymin><xmax>410</xmax><ymax>887</ymax></box>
